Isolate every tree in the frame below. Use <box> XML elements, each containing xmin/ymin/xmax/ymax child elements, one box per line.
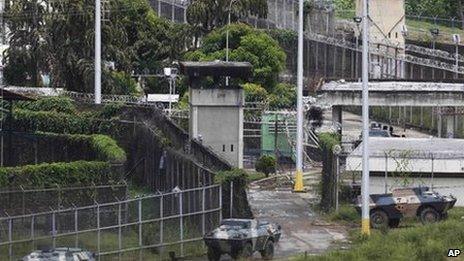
<box><xmin>186</xmin><ymin>0</ymin><xmax>267</xmax><ymax>34</ymax></box>
<box><xmin>184</xmin><ymin>23</ymin><xmax>286</xmax><ymax>91</ymax></box>
<box><xmin>4</xmin><ymin>0</ymin><xmax>192</xmax><ymax>93</ymax></box>
<box><xmin>243</xmin><ymin>83</ymin><xmax>268</xmax><ymax>103</ymax></box>
<box><xmin>4</xmin><ymin>0</ymin><xmax>48</xmax><ymax>86</ymax></box>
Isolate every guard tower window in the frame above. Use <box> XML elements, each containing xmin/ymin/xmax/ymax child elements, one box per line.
<box><xmin>395</xmin><ymin>32</ymin><xmax>398</xmax><ymax>38</ymax></box>
<box><xmin>231</xmin><ymin>145</ymin><xmax>234</xmax><ymax>152</ymax></box>
<box><xmin>223</xmin><ymin>145</ymin><xmax>226</xmax><ymax>152</ymax></box>
<box><xmin>388</xmin><ymin>32</ymin><xmax>391</xmax><ymax>38</ymax></box>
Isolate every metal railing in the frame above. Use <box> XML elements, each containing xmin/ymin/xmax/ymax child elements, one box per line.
<box><xmin>0</xmin><ymin>184</ymin><xmax>222</xmax><ymax>260</ymax></box>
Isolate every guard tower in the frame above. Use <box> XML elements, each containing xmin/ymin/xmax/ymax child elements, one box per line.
<box><xmin>180</xmin><ymin>61</ymin><xmax>252</xmax><ymax>168</ymax></box>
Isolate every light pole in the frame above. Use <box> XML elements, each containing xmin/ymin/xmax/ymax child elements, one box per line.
<box><xmin>164</xmin><ymin>67</ymin><xmax>178</xmax><ymax>116</ymax></box>
<box><xmin>293</xmin><ymin>0</ymin><xmax>304</xmax><ymax>192</ymax></box>
<box><xmin>361</xmin><ymin>0</ymin><xmax>370</xmax><ymax>236</ymax></box>
<box><xmin>353</xmin><ymin>17</ymin><xmax>362</xmax><ymax>80</ymax></box>
<box><xmin>453</xmin><ymin>34</ymin><xmax>461</xmax><ymax>79</ymax></box>
<box><xmin>225</xmin><ymin>0</ymin><xmax>238</xmax><ymax>86</ymax></box>
<box><xmin>94</xmin><ymin>0</ymin><xmax>101</xmax><ymax>104</ymax></box>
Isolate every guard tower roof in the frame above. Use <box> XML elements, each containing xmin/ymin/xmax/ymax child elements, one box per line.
<box><xmin>180</xmin><ymin>61</ymin><xmax>252</xmax><ymax>79</ymax></box>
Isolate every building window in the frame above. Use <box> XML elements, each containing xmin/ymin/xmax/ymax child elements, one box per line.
<box><xmin>231</xmin><ymin>144</ymin><xmax>234</xmax><ymax>152</ymax></box>
<box><xmin>222</xmin><ymin>145</ymin><xmax>225</xmax><ymax>152</ymax></box>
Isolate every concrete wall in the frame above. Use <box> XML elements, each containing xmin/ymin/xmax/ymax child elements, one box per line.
<box><xmin>356</xmin><ymin>0</ymin><xmax>405</xmax><ymax>48</ymax></box>
<box><xmin>190</xmin><ymin>88</ymin><xmax>244</xmax><ymax>168</ymax></box>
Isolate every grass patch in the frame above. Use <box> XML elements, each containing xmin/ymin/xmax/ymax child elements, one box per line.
<box><xmin>297</xmin><ymin>207</ymin><xmax>464</xmax><ymax>261</ymax></box>
<box><xmin>325</xmin><ymin>204</ymin><xmax>359</xmax><ymax>225</ymax></box>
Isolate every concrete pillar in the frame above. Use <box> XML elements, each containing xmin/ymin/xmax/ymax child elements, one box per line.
<box><xmin>446</xmin><ymin>115</ymin><xmax>455</xmax><ymax>138</ymax></box>
<box><xmin>332</xmin><ymin>106</ymin><xmax>342</xmax><ymax>134</ymax></box>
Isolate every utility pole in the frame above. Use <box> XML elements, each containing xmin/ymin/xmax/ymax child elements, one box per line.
<box><xmin>293</xmin><ymin>0</ymin><xmax>304</xmax><ymax>192</ymax></box>
<box><xmin>361</xmin><ymin>0</ymin><xmax>370</xmax><ymax>236</ymax></box>
<box><xmin>94</xmin><ymin>0</ymin><xmax>102</xmax><ymax>104</ymax></box>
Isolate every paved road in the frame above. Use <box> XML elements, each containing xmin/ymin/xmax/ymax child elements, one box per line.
<box><xmin>246</xmin><ymin>178</ymin><xmax>347</xmax><ymax>259</ymax></box>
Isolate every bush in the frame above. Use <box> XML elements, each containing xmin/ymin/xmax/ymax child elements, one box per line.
<box><xmin>0</xmin><ymin>161</ymin><xmax>117</xmax><ymax>187</ymax></box>
<box><xmin>91</xmin><ymin>134</ymin><xmax>127</xmax><ymax>163</ymax></box>
<box><xmin>12</xmin><ymin>109</ymin><xmax>124</xmax><ymax>135</ymax></box>
<box><xmin>255</xmin><ymin>155</ymin><xmax>276</xmax><ymax>177</ymax></box>
<box><xmin>215</xmin><ymin>169</ymin><xmax>253</xmax><ymax>218</ymax></box>
<box><xmin>16</xmin><ymin>97</ymin><xmax>76</xmax><ymax>114</ymax></box>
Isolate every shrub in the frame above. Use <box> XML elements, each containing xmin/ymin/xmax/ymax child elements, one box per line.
<box><xmin>91</xmin><ymin>134</ymin><xmax>126</xmax><ymax>163</ymax></box>
<box><xmin>98</xmin><ymin>103</ymin><xmax>124</xmax><ymax>119</ymax></box>
<box><xmin>215</xmin><ymin>169</ymin><xmax>253</xmax><ymax>218</ymax></box>
<box><xmin>255</xmin><ymin>155</ymin><xmax>276</xmax><ymax>177</ymax></box>
<box><xmin>0</xmin><ymin>161</ymin><xmax>117</xmax><ymax>187</ymax></box>
<box><xmin>16</xmin><ymin>97</ymin><xmax>76</xmax><ymax>114</ymax></box>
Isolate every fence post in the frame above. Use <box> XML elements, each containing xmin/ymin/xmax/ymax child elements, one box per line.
<box><xmin>74</xmin><ymin>208</ymin><xmax>78</xmax><ymax>248</ymax></box>
<box><xmin>118</xmin><ymin>202</ymin><xmax>122</xmax><ymax>259</ymax></box>
<box><xmin>160</xmin><ymin>194</ymin><xmax>164</xmax><ymax>245</ymax></box>
<box><xmin>138</xmin><ymin>198</ymin><xmax>142</xmax><ymax>260</ymax></box>
<box><xmin>179</xmin><ymin>191</ymin><xmax>184</xmax><ymax>257</ymax></box>
<box><xmin>97</xmin><ymin>204</ymin><xmax>100</xmax><ymax>260</ymax></box>
<box><xmin>8</xmin><ymin>218</ymin><xmax>12</xmax><ymax>260</ymax></box>
<box><xmin>202</xmin><ymin>187</ymin><xmax>205</xmax><ymax>237</ymax></box>
<box><xmin>229</xmin><ymin>181</ymin><xmax>233</xmax><ymax>218</ymax></box>
<box><xmin>52</xmin><ymin>211</ymin><xmax>56</xmax><ymax>249</ymax></box>
<box><xmin>31</xmin><ymin>215</ymin><xmax>35</xmax><ymax>251</ymax></box>
<box><xmin>219</xmin><ymin>185</ymin><xmax>223</xmax><ymax>221</ymax></box>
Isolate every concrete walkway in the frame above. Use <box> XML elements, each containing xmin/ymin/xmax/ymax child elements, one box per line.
<box><xmin>246</xmin><ymin>177</ymin><xmax>347</xmax><ymax>259</ymax></box>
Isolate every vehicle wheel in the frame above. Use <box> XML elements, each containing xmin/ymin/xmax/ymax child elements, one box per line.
<box><xmin>388</xmin><ymin>218</ymin><xmax>400</xmax><ymax>228</ymax></box>
<box><xmin>260</xmin><ymin>240</ymin><xmax>274</xmax><ymax>260</ymax></box>
<box><xmin>207</xmin><ymin>247</ymin><xmax>221</xmax><ymax>261</ymax></box>
<box><xmin>420</xmin><ymin>207</ymin><xmax>440</xmax><ymax>224</ymax></box>
<box><xmin>232</xmin><ymin>243</ymin><xmax>253</xmax><ymax>260</ymax></box>
<box><xmin>370</xmin><ymin>209</ymin><xmax>389</xmax><ymax>229</ymax></box>
<box><xmin>441</xmin><ymin>212</ymin><xmax>449</xmax><ymax>220</ymax></box>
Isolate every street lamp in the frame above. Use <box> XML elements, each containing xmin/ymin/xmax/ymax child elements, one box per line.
<box><xmin>353</xmin><ymin>17</ymin><xmax>362</xmax><ymax>79</ymax></box>
<box><xmin>360</xmin><ymin>0</ymin><xmax>370</xmax><ymax>236</ymax></box>
<box><xmin>225</xmin><ymin>0</ymin><xmax>239</xmax><ymax>86</ymax></box>
<box><xmin>453</xmin><ymin>34</ymin><xmax>461</xmax><ymax>79</ymax></box>
<box><xmin>293</xmin><ymin>0</ymin><xmax>304</xmax><ymax>192</ymax></box>
<box><xmin>164</xmin><ymin>67</ymin><xmax>178</xmax><ymax>116</ymax></box>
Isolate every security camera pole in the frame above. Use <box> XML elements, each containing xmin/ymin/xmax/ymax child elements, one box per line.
<box><xmin>293</xmin><ymin>0</ymin><xmax>304</xmax><ymax>192</ymax></box>
<box><xmin>361</xmin><ymin>0</ymin><xmax>370</xmax><ymax>235</ymax></box>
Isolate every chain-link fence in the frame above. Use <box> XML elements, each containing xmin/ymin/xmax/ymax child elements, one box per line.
<box><xmin>0</xmin><ymin>184</ymin><xmax>222</xmax><ymax>260</ymax></box>
<box><xmin>0</xmin><ymin>184</ymin><xmax>128</xmax><ymax>217</ymax></box>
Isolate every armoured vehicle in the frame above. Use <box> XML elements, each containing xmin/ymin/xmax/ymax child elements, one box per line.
<box><xmin>356</xmin><ymin>187</ymin><xmax>457</xmax><ymax>229</ymax></box>
<box><xmin>203</xmin><ymin>218</ymin><xmax>281</xmax><ymax>260</ymax></box>
<box><xmin>22</xmin><ymin>247</ymin><xmax>95</xmax><ymax>261</ymax></box>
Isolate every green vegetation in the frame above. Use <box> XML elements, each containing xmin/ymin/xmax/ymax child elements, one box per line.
<box><xmin>186</xmin><ymin>0</ymin><xmax>267</xmax><ymax>34</ymax></box>
<box><xmin>91</xmin><ymin>134</ymin><xmax>127</xmax><ymax>163</ymax></box>
<box><xmin>4</xmin><ymin>0</ymin><xmax>191</xmax><ymax>92</ymax></box>
<box><xmin>255</xmin><ymin>155</ymin><xmax>277</xmax><ymax>177</ymax></box>
<box><xmin>319</xmin><ymin>132</ymin><xmax>341</xmax><ymax>211</ymax></box>
<box><xmin>185</xmin><ymin>23</ymin><xmax>286</xmax><ymax>91</ymax></box>
<box><xmin>295</xmin><ymin>207</ymin><xmax>464</xmax><ymax>261</ymax></box>
<box><xmin>0</xmin><ymin>161</ymin><xmax>116</xmax><ymax>187</ymax></box>
<box><xmin>325</xmin><ymin>204</ymin><xmax>359</xmax><ymax>225</ymax></box>
<box><xmin>16</xmin><ymin>97</ymin><xmax>77</xmax><ymax>114</ymax></box>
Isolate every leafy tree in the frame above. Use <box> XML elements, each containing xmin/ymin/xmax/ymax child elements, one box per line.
<box><xmin>184</xmin><ymin>23</ymin><xmax>286</xmax><ymax>91</ymax></box>
<box><xmin>4</xmin><ymin>0</ymin><xmax>192</xmax><ymax>93</ymax></box>
<box><xmin>4</xmin><ymin>0</ymin><xmax>48</xmax><ymax>86</ymax></box>
<box><xmin>268</xmin><ymin>83</ymin><xmax>296</xmax><ymax>109</ymax></box>
<box><xmin>186</xmin><ymin>0</ymin><xmax>267</xmax><ymax>34</ymax></box>
<box><xmin>243</xmin><ymin>83</ymin><xmax>268</xmax><ymax>103</ymax></box>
